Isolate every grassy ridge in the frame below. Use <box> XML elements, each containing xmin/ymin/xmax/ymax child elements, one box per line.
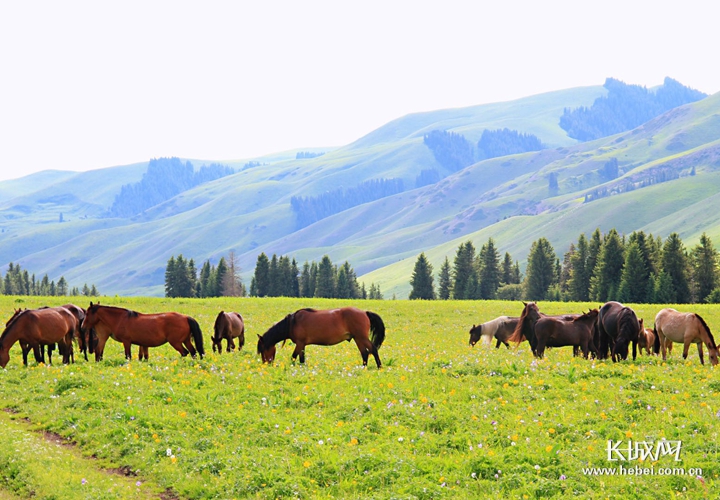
<box><xmin>0</xmin><ymin>296</ymin><xmax>718</xmax><ymax>499</ymax></box>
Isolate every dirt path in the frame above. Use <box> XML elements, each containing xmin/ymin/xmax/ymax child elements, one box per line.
<box><xmin>0</xmin><ymin>409</ymin><xmax>178</xmax><ymax>500</ymax></box>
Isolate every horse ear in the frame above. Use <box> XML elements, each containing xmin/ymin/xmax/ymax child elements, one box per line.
<box><xmin>522</xmin><ymin>301</ymin><xmax>527</xmax><ymax>306</ymax></box>
<box><xmin>257</xmin><ymin>334</ymin><xmax>263</xmax><ymax>340</ymax></box>
<box><xmin>89</xmin><ymin>301</ymin><xmax>94</xmax><ymax>307</ymax></box>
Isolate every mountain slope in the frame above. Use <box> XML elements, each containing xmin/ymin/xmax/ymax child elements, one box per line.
<box><xmin>1</xmin><ymin>83</ymin><xmax>719</xmax><ymax>296</ymax></box>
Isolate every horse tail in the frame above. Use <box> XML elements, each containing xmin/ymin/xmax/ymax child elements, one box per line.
<box><xmin>695</xmin><ymin>313</ymin><xmax>717</xmax><ymax>350</ymax></box>
<box><xmin>366</xmin><ymin>311</ymin><xmax>386</xmax><ymax>349</ymax></box>
<box><xmin>653</xmin><ymin>326</ymin><xmax>660</xmax><ymax>354</ymax></box>
<box><xmin>188</xmin><ymin>317</ymin><xmax>204</xmax><ymax>358</ymax></box>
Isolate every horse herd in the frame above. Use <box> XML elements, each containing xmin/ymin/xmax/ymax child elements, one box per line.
<box><xmin>0</xmin><ymin>303</ymin><xmax>386</xmax><ymax>369</ymax></box>
<box><xmin>468</xmin><ymin>301</ymin><xmax>719</xmax><ymax>366</ymax></box>
<box><xmin>2</xmin><ymin>300</ymin><xmax>715</xmax><ymax>369</ymax></box>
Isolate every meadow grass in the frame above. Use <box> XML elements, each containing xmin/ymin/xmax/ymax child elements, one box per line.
<box><xmin>0</xmin><ymin>296</ymin><xmax>718</xmax><ymax>499</ymax></box>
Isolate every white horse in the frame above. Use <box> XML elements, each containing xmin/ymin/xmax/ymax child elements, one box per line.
<box><xmin>469</xmin><ymin>316</ymin><xmax>519</xmax><ymax>348</ymax></box>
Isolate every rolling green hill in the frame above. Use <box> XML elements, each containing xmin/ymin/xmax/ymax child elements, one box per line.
<box><xmin>1</xmin><ymin>83</ymin><xmax>718</xmax><ymax>296</ymax></box>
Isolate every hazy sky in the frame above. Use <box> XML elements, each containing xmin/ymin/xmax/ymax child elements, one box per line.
<box><xmin>1</xmin><ymin>0</ymin><xmax>717</xmax><ymax>182</ymax></box>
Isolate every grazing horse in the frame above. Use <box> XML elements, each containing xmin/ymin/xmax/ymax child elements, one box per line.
<box><xmin>469</xmin><ymin>316</ymin><xmax>519</xmax><ymax>348</ymax></box>
<box><xmin>653</xmin><ymin>308</ymin><xmax>718</xmax><ymax>366</ymax></box>
<box><xmin>212</xmin><ymin>311</ymin><xmax>245</xmax><ymax>353</ymax></box>
<box><xmin>595</xmin><ymin>301</ymin><xmax>641</xmax><ymax>362</ymax></box>
<box><xmin>81</xmin><ymin>303</ymin><xmax>204</xmax><ymax>361</ymax></box>
<box><xmin>508</xmin><ymin>302</ymin><xmax>597</xmax><ymax>358</ymax></box>
<box><xmin>636</xmin><ymin>319</ymin><xmax>656</xmax><ymax>356</ymax></box>
<box><xmin>0</xmin><ymin>307</ymin><xmax>77</xmax><ymax>368</ymax></box>
<box><xmin>257</xmin><ymin>307</ymin><xmax>386</xmax><ymax>368</ymax></box>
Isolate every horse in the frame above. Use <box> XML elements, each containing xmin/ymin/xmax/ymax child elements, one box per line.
<box><xmin>469</xmin><ymin>316</ymin><xmax>519</xmax><ymax>348</ymax></box>
<box><xmin>0</xmin><ymin>307</ymin><xmax>77</xmax><ymax>368</ymax></box>
<box><xmin>81</xmin><ymin>302</ymin><xmax>204</xmax><ymax>361</ymax></box>
<box><xmin>636</xmin><ymin>319</ymin><xmax>656</xmax><ymax>356</ymax></box>
<box><xmin>212</xmin><ymin>311</ymin><xmax>245</xmax><ymax>353</ymax></box>
<box><xmin>4</xmin><ymin>308</ymin><xmax>40</xmax><ymax>366</ymax></box>
<box><xmin>653</xmin><ymin>308</ymin><xmax>718</xmax><ymax>366</ymax></box>
<box><xmin>594</xmin><ymin>301</ymin><xmax>641</xmax><ymax>362</ymax></box>
<box><xmin>508</xmin><ymin>302</ymin><xmax>597</xmax><ymax>358</ymax></box>
<box><xmin>257</xmin><ymin>307</ymin><xmax>386</xmax><ymax>368</ymax></box>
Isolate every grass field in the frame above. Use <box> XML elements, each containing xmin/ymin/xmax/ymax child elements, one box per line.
<box><xmin>0</xmin><ymin>296</ymin><xmax>718</xmax><ymax>499</ymax></box>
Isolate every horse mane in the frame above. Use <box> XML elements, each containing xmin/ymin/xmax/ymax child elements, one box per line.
<box><xmin>617</xmin><ymin>308</ymin><xmax>640</xmax><ymax>340</ymax></box>
<box><xmin>257</xmin><ymin>313</ymin><xmax>293</xmax><ymax>353</ymax></box>
<box><xmin>573</xmin><ymin>309</ymin><xmax>598</xmax><ymax>322</ymax></box>
<box><xmin>508</xmin><ymin>303</ymin><xmax>535</xmax><ymax>344</ymax></box>
<box><xmin>695</xmin><ymin>314</ymin><xmax>717</xmax><ymax>349</ymax></box>
<box><xmin>89</xmin><ymin>303</ymin><xmax>139</xmax><ymax>317</ymax></box>
<box><xmin>1</xmin><ymin>309</ymin><xmax>31</xmax><ymax>345</ymax></box>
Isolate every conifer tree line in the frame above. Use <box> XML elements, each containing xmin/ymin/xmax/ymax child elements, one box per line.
<box><xmin>249</xmin><ymin>253</ymin><xmax>382</xmax><ymax>300</ymax></box>
<box><xmin>1</xmin><ymin>263</ymin><xmax>99</xmax><ymax>297</ymax></box>
<box><xmin>409</xmin><ymin>239</ymin><xmax>522</xmax><ymax>300</ymax></box>
<box><xmin>409</xmin><ymin>230</ymin><xmax>720</xmax><ymax>304</ymax></box>
<box><xmin>165</xmin><ymin>252</ymin><xmax>246</xmax><ymax>298</ymax></box>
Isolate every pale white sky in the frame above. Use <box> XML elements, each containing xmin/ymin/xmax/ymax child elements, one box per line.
<box><xmin>0</xmin><ymin>0</ymin><xmax>717</xmax><ymax>182</ymax></box>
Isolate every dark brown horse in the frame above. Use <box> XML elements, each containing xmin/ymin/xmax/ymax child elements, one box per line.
<box><xmin>469</xmin><ymin>316</ymin><xmax>520</xmax><ymax>348</ymax></box>
<box><xmin>654</xmin><ymin>308</ymin><xmax>718</xmax><ymax>366</ymax></box>
<box><xmin>212</xmin><ymin>311</ymin><xmax>245</xmax><ymax>353</ymax></box>
<box><xmin>81</xmin><ymin>303</ymin><xmax>204</xmax><ymax>361</ymax></box>
<box><xmin>508</xmin><ymin>302</ymin><xmax>597</xmax><ymax>358</ymax></box>
<box><xmin>595</xmin><ymin>301</ymin><xmax>641</xmax><ymax>361</ymax></box>
<box><xmin>257</xmin><ymin>307</ymin><xmax>386</xmax><ymax>368</ymax></box>
<box><xmin>0</xmin><ymin>307</ymin><xmax>77</xmax><ymax>368</ymax></box>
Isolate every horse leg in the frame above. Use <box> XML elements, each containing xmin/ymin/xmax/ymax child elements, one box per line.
<box><xmin>170</xmin><ymin>340</ymin><xmax>190</xmax><ymax>357</ymax></box>
<box><xmin>95</xmin><ymin>336</ymin><xmax>109</xmax><ymax>362</ymax></box>
<box><xmin>697</xmin><ymin>343</ymin><xmax>704</xmax><ymax>365</ymax></box>
<box><xmin>123</xmin><ymin>341</ymin><xmax>132</xmax><ymax>360</ymax></box>
<box><xmin>182</xmin><ymin>338</ymin><xmax>197</xmax><ymax>358</ymax></box>
<box><xmin>535</xmin><ymin>337</ymin><xmax>547</xmax><ymax>359</ymax></box>
<box><xmin>291</xmin><ymin>343</ymin><xmax>306</xmax><ymax>364</ymax></box>
<box><xmin>682</xmin><ymin>340</ymin><xmax>692</xmax><ymax>360</ymax></box>
<box><xmin>227</xmin><ymin>338</ymin><xmax>235</xmax><ymax>353</ymax></box>
<box><xmin>354</xmin><ymin>338</ymin><xmax>371</xmax><ymax>366</ymax></box>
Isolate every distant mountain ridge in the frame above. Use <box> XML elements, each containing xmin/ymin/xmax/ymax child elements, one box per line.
<box><xmin>0</xmin><ymin>78</ymin><xmax>717</xmax><ymax>297</ymax></box>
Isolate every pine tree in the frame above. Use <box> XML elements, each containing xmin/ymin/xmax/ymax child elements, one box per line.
<box><xmin>524</xmin><ymin>238</ymin><xmax>557</xmax><ymax>300</ymax></box>
<box><xmin>165</xmin><ymin>256</ymin><xmax>177</xmax><ymax>298</ymax></box>
<box><xmin>314</xmin><ymin>255</ymin><xmax>336</xmax><ymax>298</ymax></box>
<box><xmin>215</xmin><ymin>258</ymin><xmax>228</xmax><ymax>296</ymax></box>
<box><xmin>438</xmin><ymin>257</ymin><xmax>452</xmax><ymax>300</ymax></box>
<box><xmin>478</xmin><ymin>238</ymin><xmax>500</xmax><ymax>299</ymax></box>
<box><xmin>626</xmin><ymin>231</ymin><xmax>653</xmax><ymax>302</ymax></box>
<box><xmin>268</xmin><ymin>254</ymin><xmax>280</xmax><ymax>296</ymax></box>
<box><xmin>198</xmin><ymin>261</ymin><xmax>212</xmax><ymax>297</ymax></box>
<box><xmin>57</xmin><ymin>276</ymin><xmax>68</xmax><ymax>296</ymax></box>
<box><xmin>662</xmin><ymin>233</ymin><xmax>691</xmax><ymax>303</ymax></box>
<box><xmin>409</xmin><ymin>253</ymin><xmax>435</xmax><ymax>300</ymax></box>
<box><xmin>568</xmin><ymin>234</ymin><xmax>590</xmax><ymax>301</ymax></box>
<box><xmin>653</xmin><ymin>270</ymin><xmax>676</xmax><ymax>303</ymax></box>
<box><xmin>452</xmin><ymin>241</ymin><xmax>477</xmax><ymax>300</ymax></box>
<box><xmin>252</xmin><ymin>253</ymin><xmax>270</xmax><ymax>297</ymax></box>
<box><xmin>590</xmin><ymin>229</ymin><xmax>624</xmax><ymax>301</ymax></box>
<box><xmin>691</xmin><ymin>233</ymin><xmax>718</xmax><ymax>303</ymax></box>
<box><xmin>618</xmin><ymin>241</ymin><xmax>648</xmax><ymax>303</ymax></box>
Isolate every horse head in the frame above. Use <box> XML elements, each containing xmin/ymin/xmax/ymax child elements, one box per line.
<box><xmin>256</xmin><ymin>334</ymin><xmax>276</xmax><ymax>363</ymax></box>
<box><xmin>468</xmin><ymin>324</ymin><xmax>482</xmax><ymax>346</ymax></box>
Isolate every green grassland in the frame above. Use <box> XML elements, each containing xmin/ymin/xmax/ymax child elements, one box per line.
<box><xmin>0</xmin><ymin>296</ymin><xmax>718</xmax><ymax>499</ymax></box>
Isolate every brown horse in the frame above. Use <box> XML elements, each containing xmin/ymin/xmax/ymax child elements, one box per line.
<box><xmin>595</xmin><ymin>301</ymin><xmax>641</xmax><ymax>362</ymax></box>
<box><xmin>636</xmin><ymin>319</ymin><xmax>656</xmax><ymax>356</ymax></box>
<box><xmin>508</xmin><ymin>302</ymin><xmax>597</xmax><ymax>358</ymax></box>
<box><xmin>0</xmin><ymin>307</ymin><xmax>77</xmax><ymax>368</ymax></box>
<box><xmin>212</xmin><ymin>311</ymin><xmax>245</xmax><ymax>353</ymax></box>
<box><xmin>469</xmin><ymin>316</ymin><xmax>520</xmax><ymax>348</ymax></box>
<box><xmin>654</xmin><ymin>308</ymin><xmax>718</xmax><ymax>366</ymax></box>
<box><xmin>257</xmin><ymin>307</ymin><xmax>386</xmax><ymax>368</ymax></box>
<box><xmin>81</xmin><ymin>303</ymin><xmax>204</xmax><ymax>361</ymax></box>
